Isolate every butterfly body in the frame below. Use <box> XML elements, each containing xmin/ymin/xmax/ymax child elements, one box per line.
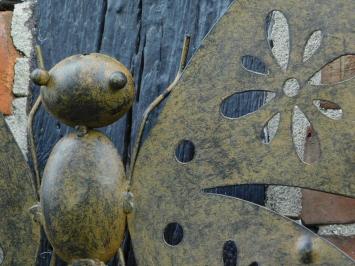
<box><xmin>40</xmin><ymin>130</ymin><xmax>127</xmax><ymax>263</ymax></box>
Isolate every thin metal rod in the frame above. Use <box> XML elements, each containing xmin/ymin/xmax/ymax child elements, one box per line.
<box><xmin>28</xmin><ymin>45</ymin><xmax>45</xmax><ymax>200</ymax></box>
<box><xmin>128</xmin><ymin>35</ymin><xmax>191</xmax><ymax>188</ymax></box>
<box><xmin>35</xmin><ymin>45</ymin><xmax>45</xmax><ymax>69</ymax></box>
<box><xmin>118</xmin><ymin>248</ymin><xmax>126</xmax><ymax>266</ymax></box>
<box><xmin>28</xmin><ymin>95</ymin><xmax>42</xmax><ymax>200</ymax></box>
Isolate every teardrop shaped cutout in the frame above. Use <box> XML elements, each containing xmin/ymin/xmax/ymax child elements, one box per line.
<box><xmin>292</xmin><ymin>106</ymin><xmax>321</xmax><ymax>164</ymax></box>
<box><xmin>303</xmin><ymin>30</ymin><xmax>322</xmax><ymax>62</ymax></box>
<box><xmin>221</xmin><ymin>90</ymin><xmax>275</xmax><ymax>119</ymax></box>
<box><xmin>308</xmin><ymin>55</ymin><xmax>355</xmax><ymax>85</ymax></box>
<box><xmin>313</xmin><ymin>100</ymin><xmax>343</xmax><ymax>120</ymax></box>
<box><xmin>265</xmin><ymin>11</ymin><xmax>290</xmax><ymax>71</ymax></box>
<box><xmin>261</xmin><ymin>113</ymin><xmax>280</xmax><ymax>144</ymax></box>
<box><xmin>241</xmin><ymin>55</ymin><xmax>269</xmax><ymax>75</ymax></box>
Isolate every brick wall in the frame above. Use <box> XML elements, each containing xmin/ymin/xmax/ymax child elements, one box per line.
<box><xmin>0</xmin><ymin>0</ymin><xmax>34</xmax><ymax>158</ymax></box>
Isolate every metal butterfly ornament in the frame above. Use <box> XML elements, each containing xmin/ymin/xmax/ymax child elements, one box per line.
<box><xmin>0</xmin><ymin>0</ymin><xmax>354</xmax><ymax>265</ymax></box>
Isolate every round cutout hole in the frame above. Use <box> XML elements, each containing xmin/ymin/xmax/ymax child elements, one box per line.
<box><xmin>175</xmin><ymin>140</ymin><xmax>195</xmax><ymax>163</ymax></box>
<box><xmin>163</xmin><ymin>223</ymin><xmax>183</xmax><ymax>246</ymax></box>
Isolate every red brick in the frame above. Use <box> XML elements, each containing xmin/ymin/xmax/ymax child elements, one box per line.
<box><xmin>323</xmin><ymin>236</ymin><xmax>355</xmax><ymax>260</ymax></box>
<box><xmin>0</xmin><ymin>11</ymin><xmax>19</xmax><ymax>115</ymax></box>
<box><xmin>301</xmin><ymin>189</ymin><xmax>355</xmax><ymax>225</ymax></box>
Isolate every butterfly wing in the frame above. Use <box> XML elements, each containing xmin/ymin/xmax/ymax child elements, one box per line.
<box><xmin>0</xmin><ymin>115</ymin><xmax>40</xmax><ymax>265</ymax></box>
<box><xmin>129</xmin><ymin>0</ymin><xmax>354</xmax><ymax>264</ymax></box>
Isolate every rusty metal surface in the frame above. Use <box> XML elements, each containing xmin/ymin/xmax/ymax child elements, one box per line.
<box><xmin>40</xmin><ymin>130</ymin><xmax>127</xmax><ymax>263</ymax></box>
<box><xmin>129</xmin><ymin>0</ymin><xmax>354</xmax><ymax>264</ymax></box>
<box><xmin>0</xmin><ymin>115</ymin><xmax>40</xmax><ymax>265</ymax></box>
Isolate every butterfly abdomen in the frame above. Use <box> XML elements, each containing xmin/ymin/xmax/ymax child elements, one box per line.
<box><xmin>40</xmin><ymin>130</ymin><xmax>127</xmax><ymax>263</ymax></box>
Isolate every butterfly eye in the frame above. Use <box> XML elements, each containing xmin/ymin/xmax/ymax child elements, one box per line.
<box><xmin>109</xmin><ymin>71</ymin><xmax>127</xmax><ymax>90</ymax></box>
<box><xmin>308</xmin><ymin>54</ymin><xmax>355</xmax><ymax>85</ymax></box>
<box><xmin>303</xmin><ymin>30</ymin><xmax>322</xmax><ymax>62</ymax></box>
<box><xmin>221</xmin><ymin>90</ymin><xmax>275</xmax><ymax>119</ymax></box>
<box><xmin>313</xmin><ymin>100</ymin><xmax>343</xmax><ymax>120</ymax></box>
<box><xmin>265</xmin><ymin>10</ymin><xmax>290</xmax><ymax>71</ymax></box>
<box><xmin>241</xmin><ymin>55</ymin><xmax>269</xmax><ymax>75</ymax></box>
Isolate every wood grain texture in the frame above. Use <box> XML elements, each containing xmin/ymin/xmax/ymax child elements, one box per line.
<box><xmin>33</xmin><ymin>0</ymin><xmax>268</xmax><ymax>265</ymax></box>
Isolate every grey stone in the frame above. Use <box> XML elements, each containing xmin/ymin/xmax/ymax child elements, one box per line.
<box><xmin>11</xmin><ymin>0</ymin><xmax>34</xmax><ymax>57</ymax></box>
<box><xmin>13</xmin><ymin>57</ymin><xmax>30</xmax><ymax>96</ymax></box>
<box><xmin>266</xmin><ymin>186</ymin><xmax>302</xmax><ymax>218</ymax></box>
<box><xmin>318</xmin><ymin>224</ymin><xmax>355</xmax><ymax>237</ymax></box>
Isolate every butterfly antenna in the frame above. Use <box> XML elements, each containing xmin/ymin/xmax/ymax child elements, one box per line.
<box><xmin>28</xmin><ymin>45</ymin><xmax>45</xmax><ymax>200</ymax></box>
<box><xmin>128</xmin><ymin>35</ymin><xmax>191</xmax><ymax>188</ymax></box>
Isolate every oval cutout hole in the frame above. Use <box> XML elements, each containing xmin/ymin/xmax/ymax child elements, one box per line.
<box><xmin>249</xmin><ymin>262</ymin><xmax>259</xmax><ymax>266</ymax></box>
<box><xmin>261</xmin><ymin>113</ymin><xmax>280</xmax><ymax>144</ymax></box>
<box><xmin>221</xmin><ymin>90</ymin><xmax>275</xmax><ymax>119</ymax></box>
<box><xmin>313</xmin><ymin>100</ymin><xmax>343</xmax><ymax>120</ymax></box>
<box><xmin>292</xmin><ymin>106</ymin><xmax>321</xmax><ymax>164</ymax></box>
<box><xmin>265</xmin><ymin>10</ymin><xmax>290</xmax><ymax>71</ymax></box>
<box><xmin>309</xmin><ymin>55</ymin><xmax>355</xmax><ymax>85</ymax></box>
<box><xmin>223</xmin><ymin>240</ymin><xmax>238</xmax><ymax>266</ymax></box>
<box><xmin>175</xmin><ymin>140</ymin><xmax>195</xmax><ymax>163</ymax></box>
<box><xmin>241</xmin><ymin>55</ymin><xmax>268</xmax><ymax>75</ymax></box>
<box><xmin>283</xmin><ymin>78</ymin><xmax>300</xmax><ymax>97</ymax></box>
<box><xmin>303</xmin><ymin>30</ymin><xmax>322</xmax><ymax>62</ymax></box>
<box><xmin>163</xmin><ymin>223</ymin><xmax>183</xmax><ymax>246</ymax></box>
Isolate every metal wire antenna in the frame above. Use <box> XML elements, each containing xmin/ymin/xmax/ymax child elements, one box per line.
<box><xmin>128</xmin><ymin>35</ymin><xmax>191</xmax><ymax>188</ymax></box>
<box><xmin>28</xmin><ymin>45</ymin><xmax>45</xmax><ymax>200</ymax></box>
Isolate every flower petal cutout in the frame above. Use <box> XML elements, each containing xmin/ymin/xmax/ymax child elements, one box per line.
<box><xmin>292</xmin><ymin>106</ymin><xmax>321</xmax><ymax>164</ymax></box>
<box><xmin>261</xmin><ymin>112</ymin><xmax>280</xmax><ymax>144</ymax></box>
<box><xmin>221</xmin><ymin>90</ymin><xmax>275</xmax><ymax>119</ymax></box>
<box><xmin>265</xmin><ymin>10</ymin><xmax>290</xmax><ymax>71</ymax></box>
<box><xmin>308</xmin><ymin>54</ymin><xmax>355</xmax><ymax>85</ymax></box>
<box><xmin>303</xmin><ymin>30</ymin><xmax>322</xmax><ymax>62</ymax></box>
<box><xmin>313</xmin><ymin>100</ymin><xmax>343</xmax><ymax>120</ymax></box>
<box><xmin>241</xmin><ymin>55</ymin><xmax>269</xmax><ymax>75</ymax></box>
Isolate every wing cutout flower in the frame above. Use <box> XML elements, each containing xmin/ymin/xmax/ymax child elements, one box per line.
<box><xmin>221</xmin><ymin>10</ymin><xmax>354</xmax><ymax>164</ymax></box>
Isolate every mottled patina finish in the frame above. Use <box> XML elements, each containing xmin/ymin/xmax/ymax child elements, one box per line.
<box><xmin>31</xmin><ymin>53</ymin><xmax>135</xmax><ymax>128</ymax></box>
<box><xmin>129</xmin><ymin>0</ymin><xmax>354</xmax><ymax>264</ymax></box>
<box><xmin>41</xmin><ymin>130</ymin><xmax>127</xmax><ymax>263</ymax></box>
<box><xmin>0</xmin><ymin>115</ymin><xmax>40</xmax><ymax>265</ymax></box>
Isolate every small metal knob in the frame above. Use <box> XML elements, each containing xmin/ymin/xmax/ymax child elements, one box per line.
<box><xmin>109</xmin><ymin>71</ymin><xmax>127</xmax><ymax>90</ymax></box>
<box><xmin>30</xmin><ymin>68</ymin><xmax>50</xmax><ymax>86</ymax></box>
